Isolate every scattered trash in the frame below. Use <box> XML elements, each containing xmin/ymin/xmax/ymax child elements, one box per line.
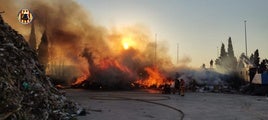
<box><xmin>22</xmin><ymin>81</ymin><xmax>30</xmax><ymax>90</ymax></box>
<box><xmin>77</xmin><ymin>108</ymin><xmax>87</xmax><ymax>116</ymax></box>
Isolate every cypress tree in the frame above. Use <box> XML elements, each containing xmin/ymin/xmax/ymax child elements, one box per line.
<box><xmin>253</xmin><ymin>49</ymin><xmax>260</xmax><ymax>67</ymax></box>
<box><xmin>38</xmin><ymin>30</ymin><xmax>49</xmax><ymax>69</ymax></box>
<box><xmin>220</xmin><ymin>43</ymin><xmax>227</xmax><ymax>58</ymax></box>
<box><xmin>227</xmin><ymin>37</ymin><xmax>237</xmax><ymax>70</ymax></box>
<box><xmin>227</xmin><ymin>37</ymin><xmax>234</xmax><ymax>57</ymax></box>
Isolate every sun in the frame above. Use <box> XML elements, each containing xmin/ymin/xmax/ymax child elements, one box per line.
<box><xmin>122</xmin><ymin>36</ymin><xmax>132</xmax><ymax>50</ymax></box>
<box><xmin>123</xmin><ymin>42</ymin><xmax>129</xmax><ymax>50</ymax></box>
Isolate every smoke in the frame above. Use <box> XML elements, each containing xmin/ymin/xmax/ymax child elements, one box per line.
<box><xmin>176</xmin><ymin>68</ymin><xmax>227</xmax><ymax>87</ymax></box>
<box><xmin>1</xmin><ymin>0</ymin><xmax>101</xmax><ymax>66</ymax></box>
<box><xmin>1</xmin><ymin>0</ymin><xmax>232</xmax><ymax>90</ymax></box>
<box><xmin>4</xmin><ymin>0</ymin><xmax>235</xmax><ymax>91</ymax></box>
<box><xmin>179</xmin><ymin>55</ymin><xmax>192</xmax><ymax>65</ymax></box>
<box><xmin>1</xmin><ymin>0</ymin><xmax>177</xmax><ymax>88</ymax></box>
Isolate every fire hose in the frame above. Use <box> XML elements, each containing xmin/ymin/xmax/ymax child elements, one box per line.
<box><xmin>89</xmin><ymin>95</ymin><xmax>185</xmax><ymax>120</ymax></box>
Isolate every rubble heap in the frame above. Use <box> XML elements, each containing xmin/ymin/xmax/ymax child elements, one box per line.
<box><xmin>0</xmin><ymin>15</ymin><xmax>82</xmax><ymax>119</ymax></box>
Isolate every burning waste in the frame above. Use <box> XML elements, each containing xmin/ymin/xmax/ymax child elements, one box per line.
<box><xmin>0</xmin><ymin>0</ymin><xmax>175</xmax><ymax>90</ymax></box>
<box><xmin>71</xmin><ymin>46</ymin><xmax>171</xmax><ymax>90</ymax></box>
<box><xmin>135</xmin><ymin>67</ymin><xmax>167</xmax><ymax>88</ymax></box>
<box><xmin>0</xmin><ymin>0</ymin><xmax>250</xmax><ymax>92</ymax></box>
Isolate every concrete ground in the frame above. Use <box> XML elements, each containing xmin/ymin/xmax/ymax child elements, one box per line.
<box><xmin>65</xmin><ymin>89</ymin><xmax>268</xmax><ymax>120</ymax></box>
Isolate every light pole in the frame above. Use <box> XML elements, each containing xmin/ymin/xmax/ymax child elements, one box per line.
<box><xmin>244</xmin><ymin>20</ymin><xmax>248</xmax><ymax>57</ymax></box>
<box><xmin>155</xmin><ymin>34</ymin><xmax>157</xmax><ymax>68</ymax></box>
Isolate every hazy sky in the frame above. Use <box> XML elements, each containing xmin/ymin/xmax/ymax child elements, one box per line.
<box><xmin>76</xmin><ymin>0</ymin><xmax>268</xmax><ymax>67</ymax></box>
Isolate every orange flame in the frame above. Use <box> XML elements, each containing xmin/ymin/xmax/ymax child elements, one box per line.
<box><xmin>99</xmin><ymin>58</ymin><xmax>131</xmax><ymax>73</ymax></box>
<box><xmin>136</xmin><ymin>67</ymin><xmax>166</xmax><ymax>88</ymax></box>
<box><xmin>72</xmin><ymin>58</ymin><xmax>133</xmax><ymax>85</ymax></box>
<box><xmin>72</xmin><ymin>73</ymin><xmax>89</xmax><ymax>85</ymax></box>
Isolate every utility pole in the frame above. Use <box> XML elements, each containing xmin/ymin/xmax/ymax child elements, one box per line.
<box><xmin>155</xmin><ymin>34</ymin><xmax>157</xmax><ymax>68</ymax></box>
<box><xmin>244</xmin><ymin>20</ymin><xmax>248</xmax><ymax>57</ymax></box>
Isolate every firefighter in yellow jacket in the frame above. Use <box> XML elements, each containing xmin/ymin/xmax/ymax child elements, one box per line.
<box><xmin>180</xmin><ymin>79</ymin><xmax>185</xmax><ymax>96</ymax></box>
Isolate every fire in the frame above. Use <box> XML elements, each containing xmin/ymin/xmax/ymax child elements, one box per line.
<box><xmin>99</xmin><ymin>58</ymin><xmax>131</xmax><ymax>73</ymax></box>
<box><xmin>136</xmin><ymin>67</ymin><xmax>166</xmax><ymax>88</ymax></box>
<box><xmin>121</xmin><ymin>36</ymin><xmax>134</xmax><ymax>50</ymax></box>
<box><xmin>72</xmin><ymin>73</ymin><xmax>89</xmax><ymax>85</ymax></box>
<box><xmin>3</xmin><ymin>0</ymin><xmax>177</xmax><ymax>89</ymax></box>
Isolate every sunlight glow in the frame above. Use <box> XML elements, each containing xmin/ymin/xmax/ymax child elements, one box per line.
<box><xmin>123</xmin><ymin>42</ymin><xmax>129</xmax><ymax>50</ymax></box>
<box><xmin>122</xmin><ymin>36</ymin><xmax>133</xmax><ymax>50</ymax></box>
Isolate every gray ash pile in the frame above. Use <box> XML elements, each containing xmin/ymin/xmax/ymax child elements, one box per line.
<box><xmin>0</xmin><ymin>15</ymin><xmax>83</xmax><ymax>120</ymax></box>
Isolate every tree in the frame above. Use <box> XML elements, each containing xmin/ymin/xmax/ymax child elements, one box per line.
<box><xmin>249</xmin><ymin>53</ymin><xmax>254</xmax><ymax>64</ymax></box>
<box><xmin>259</xmin><ymin>59</ymin><xmax>268</xmax><ymax>73</ymax></box>
<box><xmin>220</xmin><ymin>43</ymin><xmax>227</xmax><ymax>58</ymax></box>
<box><xmin>227</xmin><ymin>37</ymin><xmax>234</xmax><ymax>57</ymax></box>
<box><xmin>215</xmin><ymin>38</ymin><xmax>238</xmax><ymax>72</ymax></box>
<box><xmin>38</xmin><ymin>30</ymin><xmax>49</xmax><ymax>69</ymax></box>
<box><xmin>215</xmin><ymin>43</ymin><xmax>227</xmax><ymax>70</ymax></box>
<box><xmin>226</xmin><ymin>37</ymin><xmax>237</xmax><ymax>70</ymax></box>
<box><xmin>264</xmin><ymin>59</ymin><xmax>268</xmax><ymax>68</ymax></box>
<box><xmin>29</xmin><ymin>21</ymin><xmax>36</xmax><ymax>50</ymax></box>
<box><xmin>253</xmin><ymin>49</ymin><xmax>260</xmax><ymax>67</ymax></box>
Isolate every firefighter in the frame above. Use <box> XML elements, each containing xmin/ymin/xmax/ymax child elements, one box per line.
<box><xmin>180</xmin><ymin>79</ymin><xmax>185</xmax><ymax>96</ymax></box>
<box><xmin>175</xmin><ymin>72</ymin><xmax>180</xmax><ymax>95</ymax></box>
<box><xmin>175</xmin><ymin>78</ymin><xmax>180</xmax><ymax>95</ymax></box>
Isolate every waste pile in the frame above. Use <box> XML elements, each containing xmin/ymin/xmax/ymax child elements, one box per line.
<box><xmin>0</xmin><ymin>15</ymin><xmax>83</xmax><ymax>119</ymax></box>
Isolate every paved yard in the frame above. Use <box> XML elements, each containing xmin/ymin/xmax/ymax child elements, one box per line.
<box><xmin>65</xmin><ymin>89</ymin><xmax>268</xmax><ymax>120</ymax></box>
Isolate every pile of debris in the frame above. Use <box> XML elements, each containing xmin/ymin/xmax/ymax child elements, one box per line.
<box><xmin>0</xmin><ymin>15</ymin><xmax>83</xmax><ymax>119</ymax></box>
